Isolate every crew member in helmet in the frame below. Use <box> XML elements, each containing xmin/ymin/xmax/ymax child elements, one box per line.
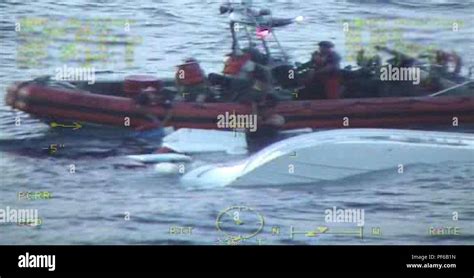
<box><xmin>221</xmin><ymin>47</ymin><xmax>271</xmax><ymax>102</ymax></box>
<box><xmin>223</xmin><ymin>49</ymin><xmax>255</xmax><ymax>79</ymax></box>
<box><xmin>303</xmin><ymin>41</ymin><xmax>342</xmax><ymax>99</ymax></box>
<box><xmin>175</xmin><ymin>58</ymin><xmax>211</xmax><ymax>102</ymax></box>
<box><xmin>221</xmin><ymin>48</ymin><xmax>258</xmax><ymax>98</ymax></box>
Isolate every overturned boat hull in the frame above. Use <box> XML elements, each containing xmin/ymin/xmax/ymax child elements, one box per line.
<box><xmin>181</xmin><ymin>129</ymin><xmax>474</xmax><ymax>187</ymax></box>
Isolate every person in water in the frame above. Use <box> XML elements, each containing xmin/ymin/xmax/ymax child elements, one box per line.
<box><xmin>246</xmin><ymin>94</ymin><xmax>286</xmax><ymax>152</ymax></box>
<box><xmin>301</xmin><ymin>41</ymin><xmax>342</xmax><ymax>99</ymax></box>
<box><xmin>219</xmin><ymin>47</ymin><xmax>283</xmax><ymax>141</ymax></box>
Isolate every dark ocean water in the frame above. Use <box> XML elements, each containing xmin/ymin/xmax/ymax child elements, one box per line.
<box><xmin>0</xmin><ymin>0</ymin><xmax>473</xmax><ymax>244</ymax></box>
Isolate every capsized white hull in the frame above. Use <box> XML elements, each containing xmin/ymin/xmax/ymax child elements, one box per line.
<box><xmin>181</xmin><ymin>129</ymin><xmax>474</xmax><ymax>187</ymax></box>
<box><xmin>162</xmin><ymin>128</ymin><xmax>248</xmax><ymax>155</ymax></box>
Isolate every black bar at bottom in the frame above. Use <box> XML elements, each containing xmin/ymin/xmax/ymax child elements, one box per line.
<box><xmin>0</xmin><ymin>245</ymin><xmax>471</xmax><ymax>273</ymax></box>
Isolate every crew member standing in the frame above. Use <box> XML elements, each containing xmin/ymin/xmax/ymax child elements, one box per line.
<box><xmin>309</xmin><ymin>41</ymin><xmax>342</xmax><ymax>99</ymax></box>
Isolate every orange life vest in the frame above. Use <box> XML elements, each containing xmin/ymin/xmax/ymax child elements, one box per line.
<box><xmin>223</xmin><ymin>53</ymin><xmax>252</xmax><ymax>75</ymax></box>
<box><xmin>176</xmin><ymin>61</ymin><xmax>206</xmax><ymax>86</ymax></box>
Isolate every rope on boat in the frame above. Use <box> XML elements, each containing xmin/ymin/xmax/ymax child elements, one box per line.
<box><xmin>429</xmin><ymin>80</ymin><xmax>473</xmax><ymax>97</ymax></box>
